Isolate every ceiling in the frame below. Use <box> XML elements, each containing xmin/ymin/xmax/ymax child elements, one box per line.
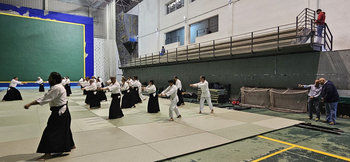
<box><xmin>57</xmin><ymin>0</ymin><xmax>142</xmax><ymax>13</ymax></box>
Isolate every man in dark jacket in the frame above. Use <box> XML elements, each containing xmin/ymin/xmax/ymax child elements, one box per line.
<box><xmin>315</xmin><ymin>9</ymin><xmax>326</xmax><ymax>44</ymax></box>
<box><xmin>319</xmin><ymin>78</ymin><xmax>339</xmax><ymax>125</ymax></box>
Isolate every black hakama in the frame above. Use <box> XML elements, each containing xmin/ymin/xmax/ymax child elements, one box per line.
<box><xmin>147</xmin><ymin>93</ymin><xmax>160</xmax><ymax>113</ymax></box>
<box><xmin>65</xmin><ymin>84</ymin><xmax>72</xmax><ymax>96</ymax></box>
<box><xmin>37</xmin><ymin>105</ymin><xmax>75</xmax><ymax>153</ymax></box>
<box><xmin>85</xmin><ymin>91</ymin><xmax>93</xmax><ymax>104</ymax></box>
<box><xmin>121</xmin><ymin>90</ymin><xmax>133</xmax><ymax>109</ymax></box>
<box><xmin>109</xmin><ymin>94</ymin><xmax>124</xmax><ymax>119</ymax></box>
<box><xmin>131</xmin><ymin>87</ymin><xmax>141</xmax><ymax>105</ymax></box>
<box><xmin>39</xmin><ymin>84</ymin><xmax>45</xmax><ymax>92</ymax></box>
<box><xmin>101</xmin><ymin>82</ymin><xmax>105</xmax><ymax>88</ymax></box>
<box><xmin>83</xmin><ymin>89</ymin><xmax>87</xmax><ymax>95</ymax></box>
<box><xmin>177</xmin><ymin>89</ymin><xmax>184</xmax><ymax>106</ymax></box>
<box><xmin>2</xmin><ymin>87</ymin><xmax>22</xmax><ymax>101</ymax></box>
<box><xmin>97</xmin><ymin>90</ymin><xmax>107</xmax><ymax>101</ymax></box>
<box><xmin>89</xmin><ymin>91</ymin><xmax>101</xmax><ymax>108</ymax></box>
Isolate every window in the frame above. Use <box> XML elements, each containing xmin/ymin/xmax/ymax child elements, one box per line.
<box><xmin>190</xmin><ymin>16</ymin><xmax>219</xmax><ymax>43</ymax></box>
<box><xmin>166</xmin><ymin>0</ymin><xmax>184</xmax><ymax>14</ymax></box>
<box><xmin>165</xmin><ymin>27</ymin><xmax>185</xmax><ymax>45</ymax></box>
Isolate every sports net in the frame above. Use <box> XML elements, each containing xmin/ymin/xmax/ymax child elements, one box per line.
<box><xmin>269</xmin><ymin>89</ymin><xmax>308</xmax><ymax>113</ymax></box>
<box><xmin>240</xmin><ymin>87</ymin><xmax>270</xmax><ymax>109</ymax></box>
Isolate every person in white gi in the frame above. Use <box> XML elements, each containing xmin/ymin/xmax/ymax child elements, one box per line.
<box><xmin>174</xmin><ymin>76</ymin><xmax>185</xmax><ymax>106</ymax></box>
<box><xmin>24</xmin><ymin>72</ymin><xmax>75</xmax><ymax>161</ymax></box>
<box><xmin>190</xmin><ymin>75</ymin><xmax>214</xmax><ymax>114</ymax></box>
<box><xmin>131</xmin><ymin>76</ymin><xmax>146</xmax><ymax>101</ymax></box>
<box><xmin>36</xmin><ymin>77</ymin><xmax>45</xmax><ymax>92</ymax></box>
<box><xmin>160</xmin><ymin>79</ymin><xmax>182</xmax><ymax>121</ymax></box>
<box><xmin>61</xmin><ymin>77</ymin><xmax>66</xmax><ymax>86</ymax></box>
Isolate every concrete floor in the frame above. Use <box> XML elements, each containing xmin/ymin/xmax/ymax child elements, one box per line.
<box><xmin>163</xmin><ymin>104</ymin><xmax>350</xmax><ymax>162</ymax></box>
<box><xmin>0</xmin><ymin>88</ymin><xmax>349</xmax><ymax>162</ymax></box>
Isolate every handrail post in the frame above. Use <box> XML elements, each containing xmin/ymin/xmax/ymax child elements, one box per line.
<box><xmin>277</xmin><ymin>26</ymin><xmax>280</xmax><ymax>50</ymax></box>
<box><xmin>251</xmin><ymin>32</ymin><xmax>253</xmax><ymax>54</ymax></box>
<box><xmin>213</xmin><ymin>40</ymin><xmax>215</xmax><ymax>58</ymax></box>
<box><xmin>186</xmin><ymin>45</ymin><xmax>189</xmax><ymax>61</ymax></box>
<box><xmin>305</xmin><ymin>8</ymin><xmax>307</xmax><ymax>30</ymax></box>
<box><xmin>134</xmin><ymin>56</ymin><xmax>136</xmax><ymax>67</ymax></box>
<box><xmin>176</xmin><ymin>48</ymin><xmax>178</xmax><ymax>62</ymax></box>
<box><xmin>159</xmin><ymin>52</ymin><xmax>161</xmax><ymax>64</ymax></box>
<box><xmin>310</xmin><ymin>19</ymin><xmax>314</xmax><ymax>44</ymax></box>
<box><xmin>167</xmin><ymin>50</ymin><xmax>168</xmax><ymax>63</ymax></box>
<box><xmin>324</xmin><ymin>27</ymin><xmax>326</xmax><ymax>50</ymax></box>
<box><xmin>230</xmin><ymin>37</ymin><xmax>233</xmax><ymax>56</ymax></box>
<box><xmin>139</xmin><ymin>57</ymin><xmax>141</xmax><ymax>66</ymax></box>
<box><xmin>199</xmin><ymin>43</ymin><xmax>201</xmax><ymax>59</ymax></box>
<box><xmin>145</xmin><ymin>54</ymin><xmax>147</xmax><ymax>66</ymax></box>
<box><xmin>296</xmin><ymin>16</ymin><xmax>298</xmax><ymax>43</ymax></box>
<box><xmin>152</xmin><ymin>53</ymin><xmax>153</xmax><ymax>65</ymax></box>
<box><xmin>331</xmin><ymin>32</ymin><xmax>333</xmax><ymax>51</ymax></box>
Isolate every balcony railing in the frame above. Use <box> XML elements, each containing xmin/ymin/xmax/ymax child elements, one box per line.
<box><xmin>120</xmin><ymin>8</ymin><xmax>333</xmax><ymax>69</ymax></box>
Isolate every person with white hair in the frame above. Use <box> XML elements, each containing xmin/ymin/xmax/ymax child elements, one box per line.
<box><xmin>36</xmin><ymin>77</ymin><xmax>45</xmax><ymax>92</ymax></box>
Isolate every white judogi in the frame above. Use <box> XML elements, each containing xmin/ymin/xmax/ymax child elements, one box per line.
<box><xmin>79</xmin><ymin>78</ymin><xmax>83</xmax><ymax>83</ymax></box>
<box><xmin>96</xmin><ymin>82</ymin><xmax>102</xmax><ymax>88</ymax></box>
<box><xmin>107</xmin><ymin>83</ymin><xmax>121</xmax><ymax>94</ymax></box>
<box><xmin>66</xmin><ymin>78</ymin><xmax>71</xmax><ymax>85</ymax></box>
<box><xmin>61</xmin><ymin>78</ymin><xmax>67</xmax><ymax>86</ymax></box>
<box><xmin>36</xmin><ymin>84</ymin><xmax>67</xmax><ymax>115</ymax></box>
<box><xmin>121</xmin><ymin>82</ymin><xmax>129</xmax><ymax>91</ymax></box>
<box><xmin>9</xmin><ymin>79</ymin><xmax>23</xmax><ymax>87</ymax></box>
<box><xmin>145</xmin><ymin>84</ymin><xmax>157</xmax><ymax>97</ymax></box>
<box><xmin>36</xmin><ymin>78</ymin><xmax>43</xmax><ymax>84</ymax></box>
<box><xmin>193</xmin><ymin>80</ymin><xmax>213</xmax><ymax>112</ymax></box>
<box><xmin>85</xmin><ymin>83</ymin><xmax>97</xmax><ymax>91</ymax></box>
<box><xmin>175</xmin><ymin>79</ymin><xmax>182</xmax><ymax>91</ymax></box>
<box><xmin>130</xmin><ymin>80</ymin><xmax>146</xmax><ymax>100</ymax></box>
<box><xmin>161</xmin><ymin>85</ymin><xmax>180</xmax><ymax>118</ymax></box>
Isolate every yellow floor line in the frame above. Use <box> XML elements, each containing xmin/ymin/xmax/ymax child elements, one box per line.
<box><xmin>258</xmin><ymin>135</ymin><xmax>350</xmax><ymax>161</ymax></box>
<box><xmin>251</xmin><ymin>146</ymin><xmax>295</xmax><ymax>162</ymax></box>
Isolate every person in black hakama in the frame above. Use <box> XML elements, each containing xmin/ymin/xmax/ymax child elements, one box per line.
<box><xmin>82</xmin><ymin>80</ymin><xmax>100</xmax><ymax>109</ymax></box>
<box><xmin>36</xmin><ymin>77</ymin><xmax>45</xmax><ymax>92</ymax></box>
<box><xmin>96</xmin><ymin>78</ymin><xmax>107</xmax><ymax>101</ymax></box>
<box><xmin>143</xmin><ymin>79</ymin><xmax>160</xmax><ymax>113</ymax></box>
<box><xmin>65</xmin><ymin>76</ymin><xmax>72</xmax><ymax>97</ymax></box>
<box><xmin>24</xmin><ymin>72</ymin><xmax>75</xmax><ymax>161</ymax></box>
<box><xmin>129</xmin><ymin>76</ymin><xmax>142</xmax><ymax>105</ymax></box>
<box><xmin>100</xmin><ymin>77</ymin><xmax>124</xmax><ymax>119</ymax></box>
<box><xmin>174</xmin><ymin>76</ymin><xmax>185</xmax><ymax>106</ymax></box>
<box><xmin>2</xmin><ymin>77</ymin><xmax>27</xmax><ymax>101</ymax></box>
<box><xmin>121</xmin><ymin>77</ymin><xmax>134</xmax><ymax>109</ymax></box>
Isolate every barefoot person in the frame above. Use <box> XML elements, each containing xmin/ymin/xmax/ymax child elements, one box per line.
<box><xmin>36</xmin><ymin>77</ymin><xmax>45</xmax><ymax>92</ymax></box>
<box><xmin>2</xmin><ymin>77</ymin><xmax>27</xmax><ymax>101</ymax></box>
<box><xmin>174</xmin><ymin>76</ymin><xmax>185</xmax><ymax>106</ymax></box>
<box><xmin>190</xmin><ymin>75</ymin><xmax>214</xmax><ymax>114</ymax></box>
<box><xmin>24</xmin><ymin>72</ymin><xmax>75</xmax><ymax>161</ymax></box>
<box><xmin>160</xmin><ymin>79</ymin><xmax>181</xmax><ymax>121</ymax></box>
<box><xmin>100</xmin><ymin>77</ymin><xmax>124</xmax><ymax>119</ymax></box>
<box><xmin>144</xmin><ymin>79</ymin><xmax>160</xmax><ymax>113</ymax></box>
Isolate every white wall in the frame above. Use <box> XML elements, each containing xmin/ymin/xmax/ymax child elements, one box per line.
<box><xmin>134</xmin><ymin>0</ymin><xmax>350</xmax><ymax>57</ymax></box>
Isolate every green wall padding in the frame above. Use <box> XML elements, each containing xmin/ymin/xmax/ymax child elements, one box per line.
<box><xmin>0</xmin><ymin>14</ymin><xmax>84</xmax><ymax>81</ymax></box>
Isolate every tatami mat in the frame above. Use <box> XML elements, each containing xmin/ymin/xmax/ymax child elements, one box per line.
<box><xmin>0</xmin><ymin>88</ymin><xmax>302</xmax><ymax>161</ymax></box>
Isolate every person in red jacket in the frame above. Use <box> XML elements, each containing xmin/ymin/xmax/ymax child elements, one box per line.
<box><xmin>315</xmin><ymin>9</ymin><xmax>326</xmax><ymax>44</ymax></box>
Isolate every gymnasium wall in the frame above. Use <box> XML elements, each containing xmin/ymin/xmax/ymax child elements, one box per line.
<box><xmin>122</xmin><ymin>50</ymin><xmax>350</xmax><ymax>98</ymax></box>
<box><xmin>134</xmin><ymin>0</ymin><xmax>350</xmax><ymax>57</ymax></box>
<box><xmin>0</xmin><ymin>3</ymin><xmax>93</xmax><ymax>83</ymax></box>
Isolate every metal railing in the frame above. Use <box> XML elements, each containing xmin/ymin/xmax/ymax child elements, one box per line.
<box><xmin>120</xmin><ymin>8</ymin><xmax>333</xmax><ymax>68</ymax></box>
<box><xmin>165</xmin><ymin>36</ymin><xmax>180</xmax><ymax>45</ymax></box>
<box><xmin>196</xmin><ymin>24</ymin><xmax>219</xmax><ymax>37</ymax></box>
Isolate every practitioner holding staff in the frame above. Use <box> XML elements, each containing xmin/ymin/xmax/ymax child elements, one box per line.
<box><xmin>190</xmin><ymin>75</ymin><xmax>214</xmax><ymax>114</ymax></box>
<box><xmin>24</xmin><ymin>72</ymin><xmax>75</xmax><ymax>161</ymax></box>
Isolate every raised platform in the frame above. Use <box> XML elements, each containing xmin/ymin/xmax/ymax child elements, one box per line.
<box><xmin>0</xmin><ymin>88</ymin><xmax>301</xmax><ymax>162</ymax></box>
